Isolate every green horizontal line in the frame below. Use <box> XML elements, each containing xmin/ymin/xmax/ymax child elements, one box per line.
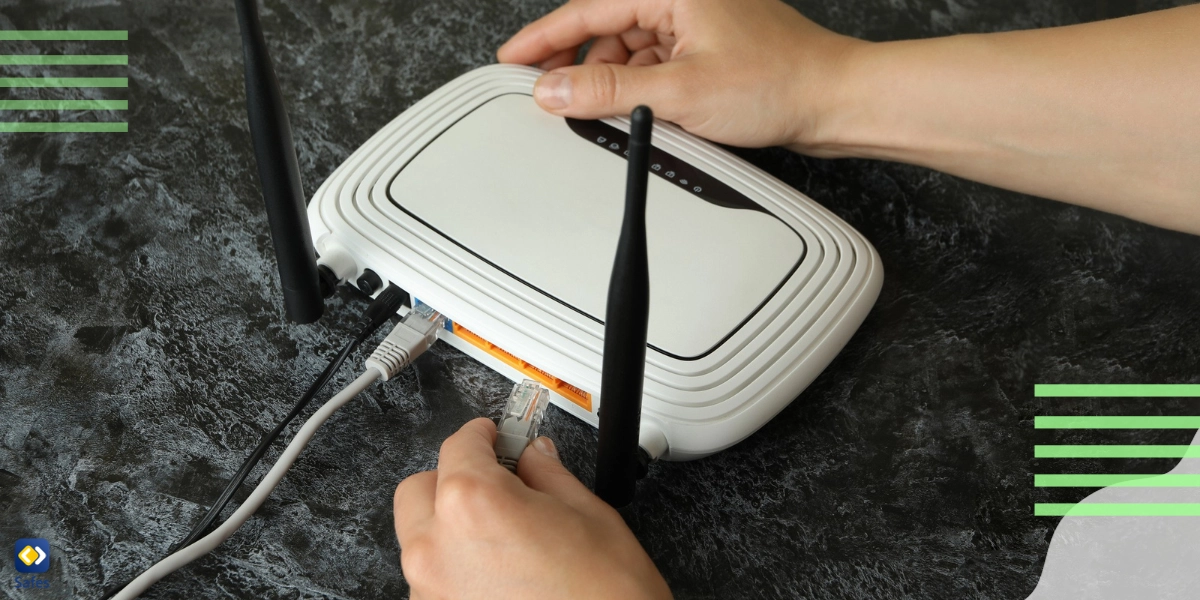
<box><xmin>1036</xmin><ymin>416</ymin><xmax>1200</xmax><ymax>429</ymax></box>
<box><xmin>0</xmin><ymin>122</ymin><xmax>127</xmax><ymax>133</ymax></box>
<box><xmin>1036</xmin><ymin>503</ymin><xmax>1200</xmax><ymax>516</ymax></box>
<box><xmin>1035</xmin><ymin>474</ymin><xmax>1200</xmax><ymax>487</ymax></box>
<box><xmin>0</xmin><ymin>77</ymin><xmax>126</xmax><ymax>88</ymax></box>
<box><xmin>0</xmin><ymin>31</ymin><xmax>127</xmax><ymax>41</ymax></box>
<box><xmin>1036</xmin><ymin>445</ymin><xmax>1200</xmax><ymax>458</ymax></box>
<box><xmin>1036</xmin><ymin>384</ymin><xmax>1200</xmax><ymax>397</ymax></box>
<box><xmin>0</xmin><ymin>100</ymin><xmax>126</xmax><ymax>110</ymax></box>
<box><xmin>0</xmin><ymin>54</ymin><xmax>127</xmax><ymax>65</ymax></box>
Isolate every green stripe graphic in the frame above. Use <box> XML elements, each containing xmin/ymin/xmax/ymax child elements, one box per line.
<box><xmin>0</xmin><ymin>100</ymin><xmax>127</xmax><ymax>110</ymax></box>
<box><xmin>0</xmin><ymin>55</ymin><xmax>127</xmax><ymax>65</ymax></box>
<box><xmin>0</xmin><ymin>122</ymin><xmax>127</xmax><ymax>133</ymax></box>
<box><xmin>1035</xmin><ymin>474</ymin><xmax>1200</xmax><ymax>487</ymax></box>
<box><xmin>1036</xmin><ymin>384</ymin><xmax>1200</xmax><ymax>397</ymax></box>
<box><xmin>1036</xmin><ymin>416</ymin><xmax>1200</xmax><ymax>429</ymax></box>
<box><xmin>0</xmin><ymin>77</ymin><xmax>126</xmax><ymax>88</ymax></box>
<box><xmin>1036</xmin><ymin>503</ymin><xmax>1200</xmax><ymax>516</ymax></box>
<box><xmin>0</xmin><ymin>31</ymin><xmax>127</xmax><ymax>41</ymax></box>
<box><xmin>1036</xmin><ymin>445</ymin><xmax>1200</xmax><ymax>458</ymax></box>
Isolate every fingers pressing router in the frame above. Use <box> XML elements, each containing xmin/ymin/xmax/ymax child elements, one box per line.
<box><xmin>534</xmin><ymin>72</ymin><xmax>573</xmax><ymax>109</ymax></box>
<box><xmin>531</xmin><ymin>63</ymin><xmax>683</xmax><ymax>120</ymax></box>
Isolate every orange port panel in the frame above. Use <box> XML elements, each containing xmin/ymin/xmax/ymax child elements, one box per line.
<box><xmin>452</xmin><ymin>323</ymin><xmax>593</xmax><ymax>412</ymax></box>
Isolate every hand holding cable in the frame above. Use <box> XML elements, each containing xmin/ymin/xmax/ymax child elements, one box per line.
<box><xmin>393</xmin><ymin>418</ymin><xmax>673</xmax><ymax>600</ymax></box>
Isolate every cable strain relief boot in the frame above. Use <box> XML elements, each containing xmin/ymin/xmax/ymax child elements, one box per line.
<box><xmin>355</xmin><ymin>283</ymin><xmax>409</xmax><ymax>340</ymax></box>
<box><xmin>364</xmin><ymin>301</ymin><xmax>443</xmax><ymax>381</ymax></box>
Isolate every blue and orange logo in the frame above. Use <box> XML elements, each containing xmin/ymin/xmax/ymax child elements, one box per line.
<box><xmin>14</xmin><ymin>539</ymin><xmax>49</xmax><ymax>573</ymax></box>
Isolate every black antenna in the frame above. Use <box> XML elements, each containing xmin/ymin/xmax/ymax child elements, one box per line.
<box><xmin>594</xmin><ymin>106</ymin><xmax>653</xmax><ymax>508</ymax></box>
<box><xmin>234</xmin><ymin>0</ymin><xmax>324</xmax><ymax>323</ymax></box>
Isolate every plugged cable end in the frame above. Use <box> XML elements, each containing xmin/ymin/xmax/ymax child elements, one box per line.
<box><xmin>494</xmin><ymin>380</ymin><xmax>550</xmax><ymax>472</ymax></box>
<box><xmin>365</xmin><ymin>300</ymin><xmax>444</xmax><ymax>380</ymax></box>
<box><xmin>356</xmin><ymin>283</ymin><xmax>412</xmax><ymax>340</ymax></box>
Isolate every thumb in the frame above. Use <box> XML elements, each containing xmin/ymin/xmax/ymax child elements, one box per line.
<box><xmin>533</xmin><ymin>62</ymin><xmax>685</xmax><ymax>121</ymax></box>
<box><xmin>516</xmin><ymin>437</ymin><xmax>605</xmax><ymax>514</ymax></box>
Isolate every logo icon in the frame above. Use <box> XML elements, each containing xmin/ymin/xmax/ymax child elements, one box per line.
<box><xmin>14</xmin><ymin>539</ymin><xmax>50</xmax><ymax>573</ymax></box>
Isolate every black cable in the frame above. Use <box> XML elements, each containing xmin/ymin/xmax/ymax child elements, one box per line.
<box><xmin>100</xmin><ymin>284</ymin><xmax>409</xmax><ymax>600</ymax></box>
<box><xmin>170</xmin><ymin>283</ymin><xmax>410</xmax><ymax>551</ymax></box>
<box><xmin>167</xmin><ymin>337</ymin><xmax>359</xmax><ymax>552</ymax></box>
<box><xmin>99</xmin><ymin>340</ymin><xmax>358</xmax><ymax>599</ymax></box>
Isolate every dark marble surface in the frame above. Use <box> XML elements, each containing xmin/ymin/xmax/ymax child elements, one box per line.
<box><xmin>2</xmin><ymin>0</ymin><xmax>1199</xmax><ymax>598</ymax></box>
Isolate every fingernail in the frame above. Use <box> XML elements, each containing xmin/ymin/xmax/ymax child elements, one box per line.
<box><xmin>533</xmin><ymin>436</ymin><xmax>559</xmax><ymax>460</ymax></box>
<box><xmin>534</xmin><ymin>72</ymin><xmax>571</xmax><ymax>110</ymax></box>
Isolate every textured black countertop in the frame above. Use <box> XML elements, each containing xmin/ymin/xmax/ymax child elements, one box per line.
<box><xmin>2</xmin><ymin>0</ymin><xmax>1198</xmax><ymax>598</ymax></box>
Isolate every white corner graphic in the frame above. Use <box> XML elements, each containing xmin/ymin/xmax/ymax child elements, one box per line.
<box><xmin>1027</xmin><ymin>429</ymin><xmax>1200</xmax><ymax>600</ymax></box>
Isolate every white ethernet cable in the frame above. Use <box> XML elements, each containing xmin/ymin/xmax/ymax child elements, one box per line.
<box><xmin>112</xmin><ymin>303</ymin><xmax>444</xmax><ymax>600</ymax></box>
<box><xmin>493</xmin><ymin>380</ymin><xmax>550</xmax><ymax>472</ymax></box>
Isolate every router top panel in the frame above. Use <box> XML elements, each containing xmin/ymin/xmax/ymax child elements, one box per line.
<box><xmin>389</xmin><ymin>94</ymin><xmax>805</xmax><ymax>359</ymax></box>
<box><xmin>308</xmin><ymin>64</ymin><xmax>883</xmax><ymax>460</ymax></box>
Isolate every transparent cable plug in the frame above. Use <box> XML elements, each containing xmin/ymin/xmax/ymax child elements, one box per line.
<box><xmin>494</xmin><ymin>380</ymin><xmax>550</xmax><ymax>472</ymax></box>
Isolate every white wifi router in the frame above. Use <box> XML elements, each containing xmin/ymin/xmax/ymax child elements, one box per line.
<box><xmin>306</xmin><ymin>64</ymin><xmax>882</xmax><ymax>461</ymax></box>
<box><xmin>102</xmin><ymin>10</ymin><xmax>886</xmax><ymax>599</ymax></box>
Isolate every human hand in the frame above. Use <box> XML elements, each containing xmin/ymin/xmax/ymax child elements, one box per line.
<box><xmin>497</xmin><ymin>0</ymin><xmax>865</xmax><ymax>152</ymax></box>
<box><xmin>500</xmin><ymin>1</ymin><xmax>1200</xmax><ymax>234</ymax></box>
<box><xmin>393</xmin><ymin>418</ymin><xmax>672</xmax><ymax>600</ymax></box>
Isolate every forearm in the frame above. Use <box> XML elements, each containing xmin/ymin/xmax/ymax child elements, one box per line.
<box><xmin>811</xmin><ymin>5</ymin><xmax>1200</xmax><ymax>234</ymax></box>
